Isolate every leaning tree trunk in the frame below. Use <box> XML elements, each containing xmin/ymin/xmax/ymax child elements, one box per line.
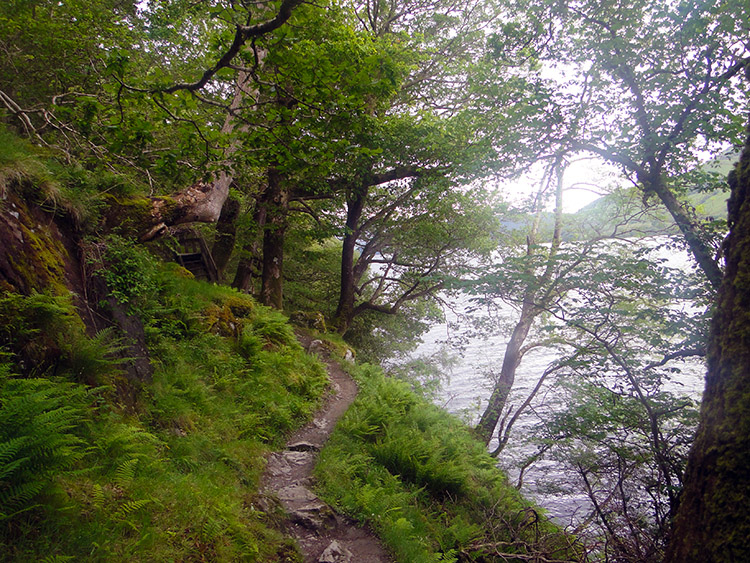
<box><xmin>132</xmin><ymin>69</ymin><xmax>257</xmax><ymax>242</ymax></box>
<box><xmin>475</xmin><ymin>305</ymin><xmax>536</xmax><ymax>444</ymax></box>
<box><xmin>664</xmin><ymin>118</ymin><xmax>750</xmax><ymax>562</ymax></box>
<box><xmin>644</xmin><ymin>171</ymin><xmax>723</xmax><ymax>289</ymax></box>
<box><xmin>475</xmin><ymin>160</ymin><xmax>566</xmax><ymax>446</ymax></box>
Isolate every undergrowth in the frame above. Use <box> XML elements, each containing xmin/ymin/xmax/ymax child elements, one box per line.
<box><xmin>0</xmin><ymin>256</ymin><xmax>327</xmax><ymax>561</ymax></box>
<box><xmin>314</xmin><ymin>363</ymin><xmax>584</xmax><ymax>563</ymax></box>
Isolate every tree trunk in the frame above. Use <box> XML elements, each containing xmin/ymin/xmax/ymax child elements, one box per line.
<box><xmin>643</xmin><ymin>171</ymin><xmax>723</xmax><ymax>289</ymax></box>
<box><xmin>475</xmin><ymin>304</ymin><xmax>536</xmax><ymax>444</ymax></box>
<box><xmin>334</xmin><ymin>185</ymin><xmax>368</xmax><ymax>333</ymax></box>
<box><xmin>231</xmin><ymin>203</ymin><xmax>267</xmax><ymax>293</ymax></box>
<box><xmin>475</xmin><ymin>160</ymin><xmax>566</xmax><ymax>446</ymax></box>
<box><xmin>211</xmin><ymin>196</ymin><xmax>241</xmax><ymax>280</ymax></box>
<box><xmin>260</xmin><ymin>168</ymin><xmax>289</xmax><ymax>309</ymax></box>
<box><xmin>665</xmin><ymin>120</ymin><xmax>750</xmax><ymax>562</ymax></box>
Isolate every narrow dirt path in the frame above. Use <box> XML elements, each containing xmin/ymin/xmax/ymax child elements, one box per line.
<box><xmin>260</xmin><ymin>340</ymin><xmax>394</xmax><ymax>563</ymax></box>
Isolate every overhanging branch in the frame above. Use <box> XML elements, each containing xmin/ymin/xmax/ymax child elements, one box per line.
<box><xmin>161</xmin><ymin>0</ymin><xmax>304</xmax><ymax>94</ymax></box>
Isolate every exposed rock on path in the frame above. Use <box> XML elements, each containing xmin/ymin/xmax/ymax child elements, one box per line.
<box><xmin>260</xmin><ymin>340</ymin><xmax>393</xmax><ymax>563</ymax></box>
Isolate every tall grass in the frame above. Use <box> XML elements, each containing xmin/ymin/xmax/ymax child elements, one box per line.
<box><xmin>314</xmin><ymin>363</ymin><xmax>584</xmax><ymax>563</ymax></box>
<box><xmin>0</xmin><ymin>264</ymin><xmax>327</xmax><ymax>560</ymax></box>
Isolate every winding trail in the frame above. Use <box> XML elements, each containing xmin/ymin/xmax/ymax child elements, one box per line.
<box><xmin>260</xmin><ymin>341</ymin><xmax>393</xmax><ymax>563</ymax></box>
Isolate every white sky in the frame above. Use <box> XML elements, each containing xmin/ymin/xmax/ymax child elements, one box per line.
<box><xmin>497</xmin><ymin>156</ymin><xmax>626</xmax><ymax>214</ymax></box>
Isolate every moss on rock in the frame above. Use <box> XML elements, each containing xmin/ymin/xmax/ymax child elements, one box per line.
<box><xmin>0</xmin><ymin>187</ymin><xmax>71</xmax><ymax>295</ymax></box>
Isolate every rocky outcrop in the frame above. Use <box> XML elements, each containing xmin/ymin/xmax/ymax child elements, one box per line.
<box><xmin>0</xmin><ymin>179</ymin><xmax>153</xmax><ymax>395</ymax></box>
<box><xmin>0</xmin><ymin>183</ymin><xmax>77</xmax><ymax>296</ymax></box>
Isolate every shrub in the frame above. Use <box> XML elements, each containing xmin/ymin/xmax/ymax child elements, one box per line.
<box><xmin>92</xmin><ymin>234</ymin><xmax>160</xmax><ymax>312</ymax></box>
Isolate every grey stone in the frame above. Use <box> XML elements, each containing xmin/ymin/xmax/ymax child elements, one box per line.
<box><xmin>277</xmin><ymin>484</ymin><xmax>319</xmax><ymax>503</ymax></box>
<box><xmin>288</xmin><ymin>441</ymin><xmax>319</xmax><ymax>452</ymax></box>
<box><xmin>318</xmin><ymin>540</ymin><xmax>353</xmax><ymax>563</ymax></box>
<box><xmin>308</xmin><ymin>339</ymin><xmax>325</xmax><ymax>357</ymax></box>
<box><xmin>282</xmin><ymin>450</ymin><xmax>313</xmax><ymax>466</ymax></box>
<box><xmin>266</xmin><ymin>453</ymin><xmax>292</xmax><ymax>476</ymax></box>
<box><xmin>291</xmin><ymin>505</ymin><xmax>335</xmax><ymax>530</ymax></box>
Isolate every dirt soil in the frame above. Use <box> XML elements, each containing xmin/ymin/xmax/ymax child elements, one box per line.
<box><xmin>260</xmin><ymin>340</ymin><xmax>394</xmax><ymax>563</ymax></box>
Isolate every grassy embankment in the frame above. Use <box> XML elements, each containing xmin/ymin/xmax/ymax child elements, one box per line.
<box><xmin>0</xmin><ymin>128</ymin><xmax>328</xmax><ymax>559</ymax></box>
<box><xmin>0</xmin><ymin>275</ymin><xmax>328</xmax><ymax>561</ymax></box>
<box><xmin>314</xmin><ymin>362</ymin><xmax>583</xmax><ymax>562</ymax></box>
<box><xmin>0</xmin><ymin>128</ymin><xmax>580</xmax><ymax>561</ymax></box>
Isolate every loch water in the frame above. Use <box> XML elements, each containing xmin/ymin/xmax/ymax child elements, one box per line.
<box><xmin>410</xmin><ymin>246</ymin><xmax>707</xmax><ymax>523</ymax></box>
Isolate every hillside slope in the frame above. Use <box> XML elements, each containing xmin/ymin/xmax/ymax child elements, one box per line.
<box><xmin>0</xmin><ymin>136</ymin><xmax>580</xmax><ymax>562</ymax></box>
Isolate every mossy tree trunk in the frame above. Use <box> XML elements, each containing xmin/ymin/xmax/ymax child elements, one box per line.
<box><xmin>260</xmin><ymin>168</ymin><xmax>289</xmax><ymax>309</ymax></box>
<box><xmin>231</xmin><ymin>203</ymin><xmax>266</xmax><ymax>293</ymax></box>
<box><xmin>665</xmin><ymin>118</ymin><xmax>750</xmax><ymax>562</ymax></box>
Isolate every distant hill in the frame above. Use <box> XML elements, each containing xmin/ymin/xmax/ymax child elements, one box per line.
<box><xmin>551</xmin><ymin>152</ymin><xmax>739</xmax><ymax>241</ymax></box>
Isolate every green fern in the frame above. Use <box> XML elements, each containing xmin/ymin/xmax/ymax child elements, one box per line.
<box><xmin>91</xmin><ymin>483</ymin><xmax>104</xmax><ymax>509</ymax></box>
<box><xmin>0</xmin><ymin>376</ymin><xmax>88</xmax><ymax>519</ymax></box>
<box><xmin>114</xmin><ymin>458</ymin><xmax>139</xmax><ymax>488</ymax></box>
<box><xmin>0</xmin><ymin>436</ymin><xmax>29</xmax><ymax>476</ymax></box>
<box><xmin>0</xmin><ymin>292</ymin><xmax>124</xmax><ymax>384</ymax></box>
<box><xmin>91</xmin><ymin>424</ymin><xmax>163</xmax><ymax>466</ymax></box>
<box><xmin>63</xmin><ymin>326</ymin><xmax>124</xmax><ymax>384</ymax></box>
<box><xmin>200</xmin><ymin>515</ymin><xmax>223</xmax><ymax>542</ymax></box>
<box><xmin>114</xmin><ymin>499</ymin><xmax>151</xmax><ymax>520</ymax></box>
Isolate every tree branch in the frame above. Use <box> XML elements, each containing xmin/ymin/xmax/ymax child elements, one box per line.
<box><xmin>160</xmin><ymin>0</ymin><xmax>304</xmax><ymax>94</ymax></box>
<box><xmin>644</xmin><ymin>347</ymin><xmax>706</xmax><ymax>371</ymax></box>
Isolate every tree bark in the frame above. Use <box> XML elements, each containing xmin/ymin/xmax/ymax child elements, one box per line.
<box><xmin>211</xmin><ymin>196</ymin><xmax>241</xmax><ymax>280</ymax></box>
<box><xmin>334</xmin><ymin>184</ymin><xmax>368</xmax><ymax>333</ymax></box>
<box><xmin>665</xmin><ymin>119</ymin><xmax>750</xmax><ymax>562</ymax></box>
<box><xmin>475</xmin><ymin>160</ymin><xmax>566</xmax><ymax>446</ymax></box>
<box><xmin>260</xmin><ymin>168</ymin><xmax>289</xmax><ymax>309</ymax></box>
<box><xmin>642</xmin><ymin>171</ymin><xmax>723</xmax><ymax>289</ymax></box>
<box><xmin>475</xmin><ymin>304</ymin><xmax>536</xmax><ymax>444</ymax></box>
<box><xmin>137</xmin><ymin>68</ymin><xmax>254</xmax><ymax>242</ymax></box>
<box><xmin>232</xmin><ymin>203</ymin><xmax>267</xmax><ymax>292</ymax></box>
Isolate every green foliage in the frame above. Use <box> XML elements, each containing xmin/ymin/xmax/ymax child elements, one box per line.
<box><xmin>93</xmin><ymin>235</ymin><xmax>160</xmax><ymax>311</ymax></box>
<box><xmin>0</xmin><ymin>262</ymin><xmax>326</xmax><ymax>560</ymax></box>
<box><xmin>0</xmin><ymin>126</ymin><xmax>149</xmax><ymax>228</ymax></box>
<box><xmin>250</xmin><ymin>310</ymin><xmax>297</xmax><ymax>348</ymax></box>
<box><xmin>386</xmin><ymin>348</ymin><xmax>456</xmax><ymax>400</ymax></box>
<box><xmin>0</xmin><ymin>292</ymin><xmax>122</xmax><ymax>384</ymax></box>
<box><xmin>0</xmin><ymin>370</ymin><xmax>90</xmax><ymax>521</ymax></box>
<box><xmin>0</xmin><ymin>0</ymin><xmax>138</xmax><ymax>108</ymax></box>
<box><xmin>3</xmin><ymin>0</ymin><xmax>740</xmax><ymax>558</ymax></box>
<box><xmin>346</xmin><ymin>300</ymin><xmax>443</xmax><ymax>364</ymax></box>
<box><xmin>0</xmin><ymin>126</ymin><xmax>55</xmax><ymax>193</ymax></box>
<box><xmin>487</xmin><ymin>238</ymin><xmax>709</xmax><ymax>560</ymax></box>
<box><xmin>315</xmin><ymin>364</ymin><xmax>582</xmax><ymax>562</ymax></box>
<box><xmin>53</xmin><ymin>165</ymin><xmax>143</xmax><ymax>226</ymax></box>
<box><xmin>284</xmin><ymin>237</ymin><xmax>342</xmax><ymax>320</ymax></box>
